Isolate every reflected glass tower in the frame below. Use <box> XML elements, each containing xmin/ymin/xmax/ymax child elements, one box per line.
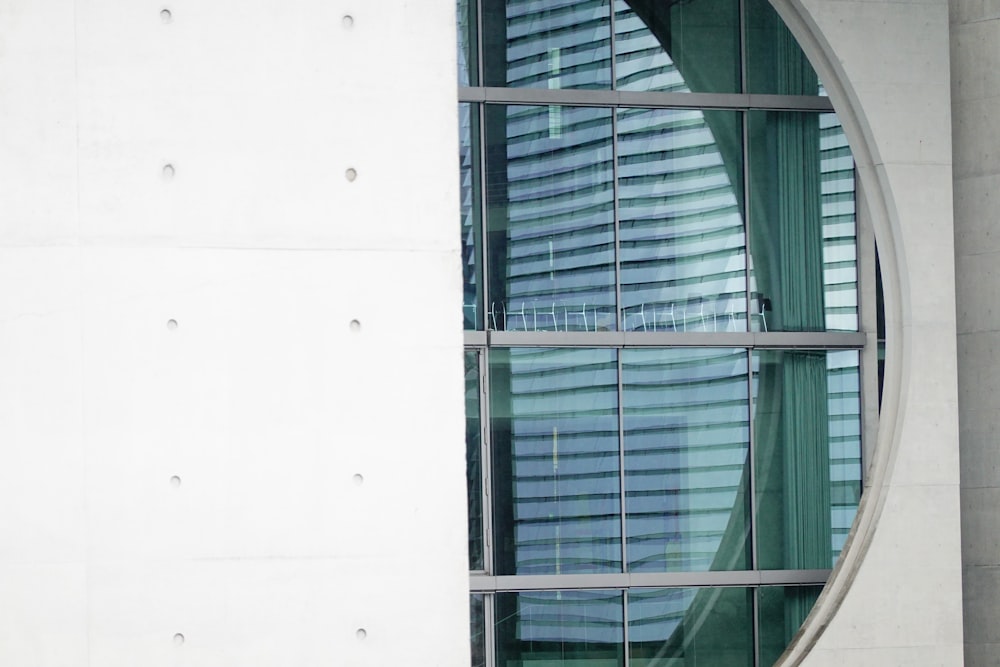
<box><xmin>459</xmin><ymin>1</ymin><xmax>869</xmax><ymax>665</ymax></box>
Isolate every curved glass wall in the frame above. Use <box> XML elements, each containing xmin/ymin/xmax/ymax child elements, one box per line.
<box><xmin>460</xmin><ymin>1</ymin><xmax>870</xmax><ymax>665</ymax></box>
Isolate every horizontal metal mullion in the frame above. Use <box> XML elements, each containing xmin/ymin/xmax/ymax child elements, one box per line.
<box><xmin>488</xmin><ymin>331</ymin><xmax>626</xmax><ymax>347</ymax></box>
<box><xmin>464</xmin><ymin>330</ymin><xmax>488</xmax><ymax>347</ymax></box>
<box><xmin>479</xmin><ymin>330</ymin><xmax>865</xmax><ymax>349</ymax></box>
<box><xmin>457</xmin><ymin>87</ymin><xmax>834</xmax><ymax>112</ymax></box>
<box><xmin>746</xmin><ymin>94</ymin><xmax>834</xmax><ymax>111</ymax></box>
<box><xmin>758</xmin><ymin>569</ymin><xmax>833</xmax><ymax>586</ymax></box>
<box><xmin>750</xmin><ymin>331</ymin><xmax>866</xmax><ymax>349</ymax></box>
<box><xmin>470</xmin><ymin>569</ymin><xmax>830</xmax><ymax>593</ymax></box>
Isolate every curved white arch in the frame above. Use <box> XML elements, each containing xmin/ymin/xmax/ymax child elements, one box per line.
<box><xmin>768</xmin><ymin>1</ymin><xmax>961</xmax><ymax>664</ymax></box>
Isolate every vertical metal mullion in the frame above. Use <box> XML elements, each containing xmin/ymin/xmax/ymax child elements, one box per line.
<box><xmin>608</xmin><ymin>0</ymin><xmax>617</xmax><ymax>87</ymax></box>
<box><xmin>747</xmin><ymin>348</ymin><xmax>758</xmax><ymax>570</ymax></box>
<box><xmin>856</xmin><ymin>167</ymin><xmax>878</xmax><ymax>480</ymax></box>
<box><xmin>752</xmin><ymin>587</ymin><xmax>762</xmax><ymax>667</ymax></box>
<box><xmin>611</xmin><ymin>109</ymin><xmax>623</xmax><ymax>331</ymax></box>
<box><xmin>475</xmin><ymin>0</ymin><xmax>485</xmax><ymax>86</ymax></box>
<box><xmin>616</xmin><ymin>351</ymin><xmax>628</xmax><ymax>573</ymax></box>
<box><xmin>622</xmin><ymin>588</ymin><xmax>631</xmax><ymax>667</ymax></box>
<box><xmin>742</xmin><ymin>109</ymin><xmax>752</xmax><ymax>334</ymax></box>
<box><xmin>481</xmin><ymin>348</ymin><xmax>494</xmax><ymax>574</ymax></box>
<box><xmin>738</xmin><ymin>0</ymin><xmax>748</xmax><ymax>93</ymax></box>
<box><xmin>484</xmin><ymin>592</ymin><xmax>497</xmax><ymax>667</ymax></box>
<box><xmin>478</xmin><ymin>102</ymin><xmax>490</xmax><ymax>331</ymax></box>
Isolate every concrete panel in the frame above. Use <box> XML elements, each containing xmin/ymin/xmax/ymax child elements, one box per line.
<box><xmin>963</xmin><ymin>566</ymin><xmax>1000</xmax><ymax>645</ymax></box>
<box><xmin>965</xmin><ymin>642</ymin><xmax>1000</xmax><ymax>667</ymax></box>
<box><xmin>74</xmin><ymin>0</ymin><xmax>459</xmax><ymax>252</ymax></box>
<box><xmin>0</xmin><ymin>0</ymin><xmax>79</xmax><ymax>244</ymax></box>
<box><xmin>87</xmin><ymin>558</ymin><xmax>464</xmax><ymax>666</ymax></box>
<box><xmin>956</xmin><ymin>251</ymin><xmax>1000</xmax><ymax>333</ymax></box>
<box><xmin>953</xmin><ymin>174</ymin><xmax>1000</xmax><ymax>258</ymax></box>
<box><xmin>952</xmin><ymin>0</ymin><xmax>1000</xmax><ymax>23</ymax></box>
<box><xmin>951</xmin><ymin>20</ymin><xmax>1000</xmax><ymax>102</ymax></box>
<box><xmin>961</xmin><ymin>487</ymin><xmax>1000</xmax><ymax>566</ymax></box>
<box><xmin>0</xmin><ymin>248</ymin><xmax>85</xmax><ymax>564</ymax></box>
<box><xmin>0</xmin><ymin>563</ymin><xmax>88</xmax><ymax>667</ymax></box>
<box><xmin>0</xmin><ymin>0</ymin><xmax>469</xmax><ymax>664</ymax></box>
<box><xmin>804</xmin><ymin>645</ymin><xmax>966</xmax><ymax>667</ymax></box>
<box><xmin>952</xmin><ymin>94</ymin><xmax>1000</xmax><ymax>179</ymax></box>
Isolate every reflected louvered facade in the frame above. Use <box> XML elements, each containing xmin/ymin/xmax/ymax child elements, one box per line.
<box><xmin>460</xmin><ymin>1</ymin><xmax>870</xmax><ymax>665</ymax></box>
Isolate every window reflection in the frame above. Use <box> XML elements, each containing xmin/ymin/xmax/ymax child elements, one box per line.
<box><xmin>623</xmin><ymin>349</ymin><xmax>750</xmax><ymax>572</ymax></box>
<box><xmin>615</xmin><ymin>0</ymin><xmax>740</xmax><ymax>94</ymax></box>
<box><xmin>491</xmin><ymin>348</ymin><xmax>621</xmax><ymax>575</ymax></box>
<box><xmin>483</xmin><ymin>0</ymin><xmax>612</xmax><ymax>90</ymax></box>
<box><xmin>496</xmin><ymin>590</ymin><xmax>625</xmax><ymax>667</ymax></box>
<box><xmin>486</xmin><ymin>105</ymin><xmax>617</xmax><ymax>331</ymax></box>
<box><xmin>629</xmin><ymin>587</ymin><xmax>753</xmax><ymax>666</ymax></box>
<box><xmin>753</xmin><ymin>350</ymin><xmax>861</xmax><ymax>569</ymax></box>
<box><xmin>618</xmin><ymin>108</ymin><xmax>746</xmax><ymax>331</ymax></box>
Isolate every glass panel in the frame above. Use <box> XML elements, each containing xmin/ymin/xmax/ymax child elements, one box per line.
<box><xmin>496</xmin><ymin>590</ymin><xmax>624</xmax><ymax>667</ymax></box>
<box><xmin>458</xmin><ymin>0</ymin><xmax>479</xmax><ymax>86</ymax></box>
<box><xmin>614</xmin><ymin>0</ymin><xmax>740</xmax><ymax>94</ymax></box>
<box><xmin>828</xmin><ymin>351</ymin><xmax>862</xmax><ymax>560</ymax></box>
<box><xmin>628</xmin><ymin>587</ymin><xmax>753</xmax><ymax>666</ymax></box>
<box><xmin>819</xmin><ymin>113</ymin><xmax>858</xmax><ymax>331</ymax></box>
<box><xmin>623</xmin><ymin>349</ymin><xmax>750</xmax><ymax>572</ymax></box>
<box><xmin>757</xmin><ymin>586</ymin><xmax>823</xmax><ymax>666</ymax></box>
<box><xmin>483</xmin><ymin>0</ymin><xmax>612</xmax><ymax>90</ymax></box>
<box><xmin>461</xmin><ymin>103</ymin><xmax>484</xmax><ymax>331</ymax></box>
<box><xmin>471</xmin><ymin>594</ymin><xmax>487</xmax><ymax>667</ymax></box>
<box><xmin>744</xmin><ymin>0</ymin><xmax>822</xmax><ymax>95</ymax></box>
<box><xmin>617</xmin><ymin>108</ymin><xmax>746</xmax><ymax>332</ymax></box>
<box><xmin>490</xmin><ymin>348</ymin><xmax>621</xmax><ymax>575</ymax></box>
<box><xmin>748</xmin><ymin>110</ymin><xmax>858</xmax><ymax>332</ymax></box>
<box><xmin>467</xmin><ymin>351</ymin><xmax>484</xmax><ymax>570</ymax></box>
<box><xmin>486</xmin><ymin>105</ymin><xmax>616</xmax><ymax>332</ymax></box>
<box><xmin>753</xmin><ymin>350</ymin><xmax>861</xmax><ymax>570</ymax></box>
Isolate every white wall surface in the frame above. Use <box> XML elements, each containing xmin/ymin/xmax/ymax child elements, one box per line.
<box><xmin>775</xmin><ymin>0</ymin><xmax>965</xmax><ymax>664</ymax></box>
<box><xmin>0</xmin><ymin>1</ymin><xmax>468</xmax><ymax>665</ymax></box>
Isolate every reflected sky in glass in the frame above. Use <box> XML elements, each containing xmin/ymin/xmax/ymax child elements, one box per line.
<box><xmin>490</xmin><ymin>348</ymin><xmax>621</xmax><ymax>575</ymax></box>
<box><xmin>487</xmin><ymin>105</ymin><xmax>616</xmax><ymax>332</ymax></box>
<box><xmin>623</xmin><ymin>348</ymin><xmax>750</xmax><ymax>572</ymax></box>
<box><xmin>617</xmin><ymin>107</ymin><xmax>746</xmax><ymax>332</ymax></box>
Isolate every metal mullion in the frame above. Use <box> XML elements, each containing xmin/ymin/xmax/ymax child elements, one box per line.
<box><xmin>739</xmin><ymin>0</ymin><xmax>748</xmax><ymax>94</ymax></box>
<box><xmin>486</xmin><ymin>330</ymin><xmax>866</xmax><ymax>348</ymax></box>
<box><xmin>469</xmin><ymin>569</ymin><xmax>831</xmax><ymax>592</ymax></box>
<box><xmin>622</xmin><ymin>587</ymin><xmax>631</xmax><ymax>667</ymax></box>
<box><xmin>856</xmin><ymin>168</ymin><xmax>878</xmax><ymax>480</ymax></box>
<box><xmin>478</xmin><ymin>101</ymin><xmax>490</xmax><ymax>332</ymax></box>
<box><xmin>456</xmin><ymin>87</ymin><xmax>836</xmax><ymax>111</ymax></box>
<box><xmin>747</xmin><ymin>347</ymin><xmax>759</xmax><ymax>570</ymax></box>
<box><xmin>611</xmin><ymin>107</ymin><xmax>623</xmax><ymax>332</ymax></box>
<box><xmin>481</xmin><ymin>347</ymin><xmax>494</xmax><ymax>574</ymax></box>
<box><xmin>742</xmin><ymin>108</ymin><xmax>752</xmax><ymax>335</ymax></box>
<box><xmin>752</xmin><ymin>586</ymin><xmax>762</xmax><ymax>667</ymax></box>
<box><xmin>608</xmin><ymin>0</ymin><xmax>617</xmax><ymax>87</ymax></box>
<box><xmin>484</xmin><ymin>592</ymin><xmax>496</xmax><ymax>667</ymax></box>
<box><xmin>616</xmin><ymin>351</ymin><xmax>628</xmax><ymax>575</ymax></box>
<box><xmin>475</xmin><ymin>0</ymin><xmax>485</xmax><ymax>86</ymax></box>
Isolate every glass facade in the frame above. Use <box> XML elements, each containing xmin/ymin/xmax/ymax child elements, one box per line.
<box><xmin>460</xmin><ymin>1</ymin><xmax>869</xmax><ymax>665</ymax></box>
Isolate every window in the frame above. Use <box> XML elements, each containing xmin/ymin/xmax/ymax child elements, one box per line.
<box><xmin>460</xmin><ymin>1</ymin><xmax>869</xmax><ymax>665</ymax></box>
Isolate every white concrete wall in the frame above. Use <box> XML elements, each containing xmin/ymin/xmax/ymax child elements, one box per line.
<box><xmin>951</xmin><ymin>0</ymin><xmax>1000</xmax><ymax>664</ymax></box>
<box><xmin>774</xmin><ymin>1</ymin><xmax>965</xmax><ymax>664</ymax></box>
<box><xmin>0</xmin><ymin>2</ymin><xmax>469</xmax><ymax>665</ymax></box>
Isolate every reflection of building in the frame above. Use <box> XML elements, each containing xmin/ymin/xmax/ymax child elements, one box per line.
<box><xmin>0</xmin><ymin>0</ymin><xmax>987</xmax><ymax>665</ymax></box>
<box><xmin>462</xmin><ymin>1</ymin><xmax>866</xmax><ymax>665</ymax></box>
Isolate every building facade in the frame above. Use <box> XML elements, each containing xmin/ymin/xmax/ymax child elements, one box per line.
<box><xmin>0</xmin><ymin>0</ymin><xmax>990</xmax><ymax>665</ymax></box>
